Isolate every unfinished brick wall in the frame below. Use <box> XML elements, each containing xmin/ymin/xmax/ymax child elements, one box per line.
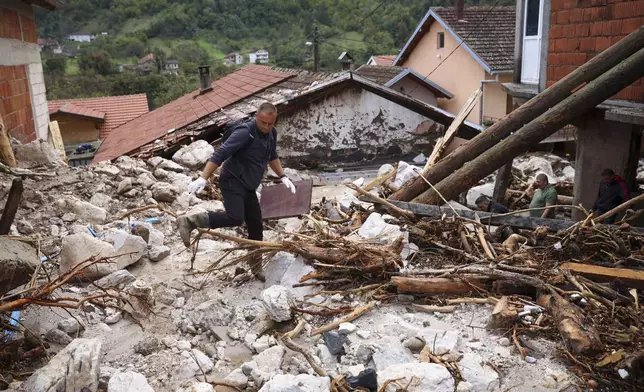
<box><xmin>547</xmin><ymin>0</ymin><xmax>644</xmax><ymax>102</ymax></box>
<box><xmin>0</xmin><ymin>65</ymin><xmax>35</xmax><ymax>143</ymax></box>
<box><xmin>0</xmin><ymin>6</ymin><xmax>38</xmax><ymax>44</ymax></box>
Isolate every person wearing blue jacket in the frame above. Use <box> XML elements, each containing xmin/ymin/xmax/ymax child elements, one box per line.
<box><xmin>178</xmin><ymin>102</ymin><xmax>296</xmax><ymax>280</ymax></box>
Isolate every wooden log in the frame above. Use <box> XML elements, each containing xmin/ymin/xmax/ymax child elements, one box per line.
<box><xmin>560</xmin><ymin>262</ymin><xmax>644</xmax><ymax>289</ymax></box>
<box><xmin>488</xmin><ymin>296</ymin><xmax>517</xmax><ymax>329</ymax></box>
<box><xmin>415</xmin><ymin>47</ymin><xmax>644</xmax><ymax>205</ymax></box>
<box><xmin>0</xmin><ymin>178</ymin><xmax>23</xmax><ymax>235</ymax></box>
<box><xmin>537</xmin><ymin>294</ymin><xmax>602</xmax><ymax>355</ymax></box>
<box><xmin>492</xmin><ymin>161</ymin><xmax>513</xmax><ymax>204</ymax></box>
<box><xmin>389</xmin><ymin>26</ymin><xmax>644</xmax><ymax>202</ymax></box>
<box><xmin>355</xmin><ymin>165</ymin><xmax>397</xmax><ymax>196</ymax></box>
<box><xmin>391</xmin><ymin>276</ymin><xmax>487</xmax><ymax>295</ymax></box>
<box><xmin>0</xmin><ymin>113</ymin><xmax>16</xmax><ymax>168</ymax></box>
<box><xmin>424</xmin><ymin>88</ymin><xmax>482</xmax><ymax>170</ymax></box>
<box><xmin>411</xmin><ymin>303</ymin><xmax>456</xmax><ymax>313</ymax></box>
<box><xmin>311</xmin><ymin>302</ymin><xmax>376</xmax><ymax>335</ymax></box>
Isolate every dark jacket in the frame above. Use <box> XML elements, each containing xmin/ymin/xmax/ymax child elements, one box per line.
<box><xmin>487</xmin><ymin>201</ymin><xmax>509</xmax><ymax>214</ymax></box>
<box><xmin>210</xmin><ymin>120</ymin><xmax>278</xmax><ymax>190</ymax></box>
<box><xmin>593</xmin><ymin>176</ymin><xmax>629</xmax><ymax>212</ymax></box>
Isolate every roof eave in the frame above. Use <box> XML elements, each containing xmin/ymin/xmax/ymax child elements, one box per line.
<box><xmin>27</xmin><ymin>0</ymin><xmax>64</xmax><ymax>10</ymax></box>
<box><xmin>387</xmin><ymin>68</ymin><xmax>455</xmax><ymax>100</ymax></box>
<box><xmin>490</xmin><ymin>69</ymin><xmax>514</xmax><ymax>75</ymax></box>
<box><xmin>394</xmin><ymin>8</ymin><xmax>434</xmax><ymax>66</ymax></box>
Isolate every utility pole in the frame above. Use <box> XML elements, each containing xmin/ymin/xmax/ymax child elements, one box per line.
<box><xmin>313</xmin><ymin>26</ymin><xmax>320</xmax><ymax>72</ymax></box>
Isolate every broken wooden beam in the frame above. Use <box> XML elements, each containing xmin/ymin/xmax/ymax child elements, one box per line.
<box><xmin>560</xmin><ymin>262</ymin><xmax>644</xmax><ymax>289</ymax></box>
<box><xmin>391</xmin><ymin>276</ymin><xmax>487</xmax><ymax>295</ymax></box>
<box><xmin>415</xmin><ymin>46</ymin><xmax>644</xmax><ymax>204</ymax></box>
<box><xmin>0</xmin><ymin>113</ymin><xmax>16</xmax><ymax>168</ymax></box>
<box><xmin>488</xmin><ymin>296</ymin><xmax>517</xmax><ymax>329</ymax></box>
<box><xmin>0</xmin><ymin>178</ymin><xmax>23</xmax><ymax>235</ymax></box>
<box><xmin>389</xmin><ymin>26</ymin><xmax>644</xmax><ymax>202</ymax></box>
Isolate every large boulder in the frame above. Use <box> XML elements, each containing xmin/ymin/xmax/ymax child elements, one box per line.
<box><xmin>264</xmin><ymin>253</ymin><xmax>318</xmax><ymax>298</ymax></box>
<box><xmin>103</xmin><ymin>229</ymin><xmax>148</xmax><ymax>268</ymax></box>
<box><xmin>0</xmin><ymin>238</ymin><xmax>38</xmax><ymax>296</ymax></box>
<box><xmin>57</xmin><ymin>196</ymin><xmax>107</xmax><ymax>224</ymax></box>
<box><xmin>94</xmin><ymin>164</ymin><xmax>121</xmax><ymax>177</ymax></box>
<box><xmin>108</xmin><ymin>371</ymin><xmax>154</xmax><ymax>392</ymax></box>
<box><xmin>176</xmin><ymin>381</ymin><xmax>214</xmax><ymax>392</ymax></box>
<box><xmin>258</xmin><ymin>374</ymin><xmax>330</xmax><ymax>392</ymax></box>
<box><xmin>151</xmin><ymin>182</ymin><xmax>180</xmax><ymax>203</ymax></box>
<box><xmin>458</xmin><ymin>353</ymin><xmax>499</xmax><ymax>392</ymax></box>
<box><xmin>372</xmin><ymin>340</ymin><xmax>415</xmax><ymax>372</ymax></box>
<box><xmin>189</xmin><ymin>296</ymin><xmax>234</xmax><ymax>333</ymax></box>
<box><xmin>14</xmin><ymin>139</ymin><xmax>64</xmax><ymax>168</ymax></box>
<box><xmin>261</xmin><ymin>285</ymin><xmax>295</xmax><ymax>322</ymax></box>
<box><xmin>172</xmin><ymin>140</ymin><xmax>214</xmax><ymax>170</ymax></box>
<box><xmin>378</xmin><ymin>363</ymin><xmax>454</xmax><ymax>392</ymax></box>
<box><xmin>60</xmin><ymin>234</ymin><xmax>116</xmax><ymax>279</ymax></box>
<box><xmin>23</xmin><ymin>338</ymin><xmax>102</xmax><ymax>392</ymax></box>
<box><xmin>89</xmin><ymin>193</ymin><xmax>113</xmax><ymax>209</ymax></box>
<box><xmin>515</xmin><ymin>156</ymin><xmax>556</xmax><ymax>183</ymax></box>
<box><xmin>94</xmin><ymin>270</ymin><xmax>136</xmax><ymax>289</ymax></box>
<box><xmin>466</xmin><ymin>182</ymin><xmax>496</xmax><ymax>207</ymax></box>
<box><xmin>157</xmin><ymin>158</ymin><xmax>185</xmax><ymax>173</ymax></box>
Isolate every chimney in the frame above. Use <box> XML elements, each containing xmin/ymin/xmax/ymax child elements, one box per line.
<box><xmin>455</xmin><ymin>0</ymin><xmax>464</xmax><ymax>20</ymax></box>
<box><xmin>198</xmin><ymin>65</ymin><xmax>212</xmax><ymax>93</ymax></box>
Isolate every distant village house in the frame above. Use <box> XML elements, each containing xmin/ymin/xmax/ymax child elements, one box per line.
<box><xmin>67</xmin><ymin>32</ymin><xmax>95</xmax><ymax>42</ymax></box>
<box><xmin>225</xmin><ymin>52</ymin><xmax>244</xmax><ymax>66</ymax></box>
<box><xmin>249</xmin><ymin>49</ymin><xmax>269</xmax><ymax>64</ymax></box>
<box><xmin>1</xmin><ymin>0</ymin><xmax>61</xmax><ymax>143</ymax></box>
<box><xmin>366</xmin><ymin>55</ymin><xmax>396</xmax><ymax>66</ymax></box>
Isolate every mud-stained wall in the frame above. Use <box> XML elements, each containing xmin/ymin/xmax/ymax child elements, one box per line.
<box><xmin>277</xmin><ymin>86</ymin><xmax>443</xmax><ymax>169</ymax></box>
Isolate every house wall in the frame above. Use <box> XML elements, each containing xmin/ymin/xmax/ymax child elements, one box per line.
<box><xmin>277</xmin><ymin>86</ymin><xmax>444</xmax><ymax>168</ymax></box>
<box><xmin>0</xmin><ymin>0</ymin><xmax>49</xmax><ymax>143</ymax></box>
<box><xmin>547</xmin><ymin>0</ymin><xmax>644</xmax><ymax>101</ymax></box>
<box><xmin>483</xmin><ymin>73</ymin><xmax>514</xmax><ymax>123</ymax></box>
<box><xmin>401</xmin><ymin>20</ymin><xmax>487</xmax><ymax>123</ymax></box>
<box><xmin>390</xmin><ymin>78</ymin><xmax>439</xmax><ymax>106</ymax></box>
<box><xmin>51</xmin><ymin>114</ymin><xmax>100</xmax><ymax>144</ymax></box>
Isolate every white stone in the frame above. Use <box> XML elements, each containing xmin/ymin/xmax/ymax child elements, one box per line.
<box><xmin>60</xmin><ymin>234</ymin><xmax>116</xmax><ymax>279</ymax></box>
<box><xmin>561</xmin><ymin>165</ymin><xmax>575</xmax><ymax>182</ymax></box>
<box><xmin>89</xmin><ymin>193</ymin><xmax>113</xmax><ymax>209</ymax></box>
<box><xmin>94</xmin><ymin>164</ymin><xmax>121</xmax><ymax>177</ymax></box>
<box><xmin>59</xmin><ymin>196</ymin><xmax>107</xmax><ymax>224</ymax></box>
<box><xmin>358</xmin><ymin>212</ymin><xmax>405</xmax><ymax>244</ymax></box>
<box><xmin>413</xmin><ymin>153</ymin><xmax>426</xmax><ymax>164</ymax></box>
<box><xmin>378</xmin><ymin>363</ymin><xmax>454</xmax><ymax>392</ymax></box>
<box><xmin>372</xmin><ymin>340</ymin><xmax>415</xmax><ymax>372</ymax></box>
<box><xmin>394</xmin><ymin>161</ymin><xmax>420</xmax><ymax>188</ymax></box>
<box><xmin>261</xmin><ymin>285</ymin><xmax>295</xmax><ymax>322</ymax></box>
<box><xmin>378</xmin><ymin>164</ymin><xmax>395</xmax><ymax>177</ymax></box>
<box><xmin>15</xmin><ymin>140</ymin><xmax>64</xmax><ymax>168</ymax></box>
<box><xmin>515</xmin><ymin>156</ymin><xmax>556</xmax><ymax>183</ymax></box>
<box><xmin>255</xmin><ymin>346</ymin><xmax>285</xmax><ymax>374</ymax></box>
<box><xmin>151</xmin><ymin>182</ymin><xmax>180</xmax><ymax>203</ymax></box>
<box><xmin>258</xmin><ymin>374</ymin><xmax>330</xmax><ymax>392</ymax></box>
<box><xmin>253</xmin><ymin>335</ymin><xmax>272</xmax><ymax>353</ymax></box>
<box><xmin>352</xmin><ymin>177</ymin><xmax>365</xmax><ymax>187</ymax></box>
<box><xmin>103</xmin><ymin>229</ymin><xmax>148</xmax><ymax>268</ymax></box>
<box><xmin>147</xmin><ymin>156</ymin><xmax>164</xmax><ymax>169</ymax></box>
<box><xmin>117</xmin><ymin>178</ymin><xmax>133</xmax><ymax>194</ymax></box>
<box><xmin>172</xmin><ymin>140</ymin><xmax>215</xmax><ymax>170</ymax></box>
<box><xmin>94</xmin><ymin>270</ymin><xmax>136</xmax><ymax>289</ymax></box>
<box><xmin>356</xmin><ymin>330</ymin><xmax>371</xmax><ymax>339</ymax></box>
<box><xmin>58</xmin><ymin>318</ymin><xmax>82</xmax><ymax>335</ymax></box>
<box><xmin>347</xmin><ymin>364</ymin><xmax>365</xmax><ymax>377</ymax></box>
<box><xmin>459</xmin><ymin>354</ymin><xmax>498</xmax><ymax>392</ymax></box>
<box><xmin>416</xmin><ymin>329</ymin><xmax>460</xmax><ymax>355</ymax></box>
<box><xmin>23</xmin><ymin>338</ymin><xmax>102</xmax><ymax>392</ymax></box>
<box><xmin>149</xmin><ymin>246</ymin><xmax>171</xmax><ymax>262</ymax></box>
<box><xmin>497</xmin><ymin>337</ymin><xmax>511</xmax><ymax>347</ymax></box>
<box><xmin>108</xmin><ymin>371</ymin><xmax>154</xmax><ymax>392</ymax></box>
<box><xmin>224</xmin><ymin>368</ymin><xmax>248</xmax><ymax>389</ymax></box>
<box><xmin>157</xmin><ymin>158</ymin><xmax>185</xmax><ymax>172</ymax></box>
<box><xmin>176</xmin><ymin>381</ymin><xmax>214</xmax><ymax>392</ymax></box>
<box><xmin>466</xmin><ymin>182</ymin><xmax>496</xmax><ymax>206</ymax></box>
<box><xmin>338</xmin><ymin>322</ymin><xmax>357</xmax><ymax>335</ymax></box>
<box><xmin>177</xmin><ymin>340</ymin><xmax>192</xmax><ymax>351</ymax></box>
<box><xmin>457</xmin><ymin>381</ymin><xmax>474</xmax><ymax>392</ymax></box>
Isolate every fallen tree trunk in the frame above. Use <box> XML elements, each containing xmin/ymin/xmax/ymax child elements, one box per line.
<box><xmin>414</xmin><ymin>47</ymin><xmax>644</xmax><ymax>204</ymax></box>
<box><xmin>389</xmin><ymin>26</ymin><xmax>644</xmax><ymax>202</ymax></box>
<box><xmin>537</xmin><ymin>294</ymin><xmax>603</xmax><ymax>355</ymax></box>
<box><xmin>391</xmin><ymin>276</ymin><xmax>487</xmax><ymax>295</ymax></box>
<box><xmin>506</xmin><ymin>189</ymin><xmax>573</xmax><ymax>205</ymax></box>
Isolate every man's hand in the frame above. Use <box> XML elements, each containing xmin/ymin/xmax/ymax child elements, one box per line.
<box><xmin>188</xmin><ymin>177</ymin><xmax>207</xmax><ymax>194</ymax></box>
<box><xmin>281</xmin><ymin>176</ymin><xmax>296</xmax><ymax>194</ymax></box>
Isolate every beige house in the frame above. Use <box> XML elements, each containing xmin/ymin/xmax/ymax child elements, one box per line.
<box><xmin>394</xmin><ymin>5</ymin><xmax>516</xmax><ymax>125</ymax></box>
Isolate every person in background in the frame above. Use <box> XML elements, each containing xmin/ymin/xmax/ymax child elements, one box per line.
<box><xmin>529</xmin><ymin>173</ymin><xmax>557</xmax><ymax>219</ymax></box>
<box><xmin>592</xmin><ymin>168</ymin><xmax>630</xmax><ymax>224</ymax></box>
<box><xmin>475</xmin><ymin>195</ymin><xmax>509</xmax><ymax>214</ymax></box>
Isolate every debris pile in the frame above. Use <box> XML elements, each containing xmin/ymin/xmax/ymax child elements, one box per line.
<box><xmin>0</xmin><ymin>140</ymin><xmax>642</xmax><ymax>392</ymax></box>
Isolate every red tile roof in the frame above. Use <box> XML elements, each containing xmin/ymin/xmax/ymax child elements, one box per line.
<box><xmin>92</xmin><ymin>65</ymin><xmax>294</xmax><ymax>163</ymax></box>
<box><xmin>49</xmin><ymin>93</ymin><xmax>149</xmax><ymax>140</ymax></box>
<box><xmin>370</xmin><ymin>55</ymin><xmax>396</xmax><ymax>66</ymax></box>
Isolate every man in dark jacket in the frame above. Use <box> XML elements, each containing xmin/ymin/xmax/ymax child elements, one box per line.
<box><xmin>178</xmin><ymin>102</ymin><xmax>296</xmax><ymax>279</ymax></box>
<box><xmin>592</xmin><ymin>168</ymin><xmax>629</xmax><ymax>224</ymax></box>
<box><xmin>475</xmin><ymin>195</ymin><xmax>509</xmax><ymax>214</ymax></box>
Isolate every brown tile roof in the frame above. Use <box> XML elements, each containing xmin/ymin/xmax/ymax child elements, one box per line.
<box><xmin>355</xmin><ymin>65</ymin><xmax>453</xmax><ymax>99</ymax></box>
<box><xmin>139</xmin><ymin>53</ymin><xmax>154</xmax><ymax>64</ymax></box>
<box><xmin>395</xmin><ymin>6</ymin><xmax>516</xmax><ymax>73</ymax></box>
<box><xmin>370</xmin><ymin>55</ymin><xmax>396</xmax><ymax>66</ymax></box>
<box><xmin>49</xmin><ymin>94</ymin><xmax>149</xmax><ymax>139</ymax></box>
<box><xmin>92</xmin><ymin>65</ymin><xmax>294</xmax><ymax>163</ymax></box>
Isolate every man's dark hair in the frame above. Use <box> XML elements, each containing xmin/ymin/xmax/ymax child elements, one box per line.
<box><xmin>601</xmin><ymin>168</ymin><xmax>615</xmax><ymax>176</ymax></box>
<box><xmin>475</xmin><ymin>195</ymin><xmax>489</xmax><ymax>205</ymax></box>
<box><xmin>536</xmin><ymin>173</ymin><xmax>549</xmax><ymax>183</ymax></box>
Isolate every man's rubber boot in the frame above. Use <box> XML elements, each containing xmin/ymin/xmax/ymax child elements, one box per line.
<box><xmin>247</xmin><ymin>253</ymin><xmax>265</xmax><ymax>282</ymax></box>
<box><xmin>177</xmin><ymin>212</ymin><xmax>210</xmax><ymax>247</ymax></box>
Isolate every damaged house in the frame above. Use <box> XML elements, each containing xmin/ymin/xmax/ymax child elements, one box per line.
<box><xmin>92</xmin><ymin>64</ymin><xmax>480</xmax><ymax>169</ymax></box>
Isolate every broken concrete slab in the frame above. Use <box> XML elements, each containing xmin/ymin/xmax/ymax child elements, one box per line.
<box><xmin>377</xmin><ymin>363</ymin><xmax>454</xmax><ymax>392</ymax></box>
<box><xmin>14</xmin><ymin>139</ymin><xmax>64</xmax><ymax>168</ymax></box>
<box><xmin>459</xmin><ymin>353</ymin><xmax>499</xmax><ymax>392</ymax></box>
<box><xmin>261</xmin><ymin>285</ymin><xmax>295</xmax><ymax>322</ymax></box>
<box><xmin>103</xmin><ymin>229</ymin><xmax>148</xmax><ymax>269</ymax></box>
<box><xmin>23</xmin><ymin>338</ymin><xmax>102</xmax><ymax>392</ymax></box>
<box><xmin>57</xmin><ymin>196</ymin><xmax>108</xmax><ymax>225</ymax></box>
<box><xmin>60</xmin><ymin>233</ymin><xmax>116</xmax><ymax>280</ymax></box>
<box><xmin>258</xmin><ymin>374</ymin><xmax>330</xmax><ymax>392</ymax></box>
<box><xmin>0</xmin><ymin>237</ymin><xmax>38</xmax><ymax>296</ymax></box>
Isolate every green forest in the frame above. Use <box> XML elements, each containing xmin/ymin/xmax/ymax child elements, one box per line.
<box><xmin>36</xmin><ymin>0</ymin><xmax>507</xmax><ymax>107</ymax></box>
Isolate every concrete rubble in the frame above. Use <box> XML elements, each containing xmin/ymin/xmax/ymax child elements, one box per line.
<box><xmin>1</xmin><ymin>139</ymin><xmax>637</xmax><ymax>392</ymax></box>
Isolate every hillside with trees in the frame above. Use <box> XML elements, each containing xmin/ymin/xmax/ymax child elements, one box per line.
<box><xmin>36</xmin><ymin>0</ymin><xmax>508</xmax><ymax>107</ymax></box>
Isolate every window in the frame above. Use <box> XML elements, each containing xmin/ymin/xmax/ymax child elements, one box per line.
<box><xmin>525</xmin><ymin>0</ymin><xmax>540</xmax><ymax>36</ymax></box>
<box><xmin>437</xmin><ymin>32</ymin><xmax>445</xmax><ymax>49</ymax></box>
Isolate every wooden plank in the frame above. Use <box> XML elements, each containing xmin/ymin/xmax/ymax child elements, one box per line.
<box><xmin>260</xmin><ymin>180</ymin><xmax>313</xmax><ymax>220</ymax></box>
<box><xmin>424</xmin><ymin>88</ymin><xmax>482</xmax><ymax>170</ymax></box>
<box><xmin>0</xmin><ymin>113</ymin><xmax>16</xmax><ymax>168</ymax></box>
<box><xmin>0</xmin><ymin>178</ymin><xmax>23</xmax><ymax>235</ymax></box>
<box><xmin>560</xmin><ymin>263</ymin><xmax>644</xmax><ymax>289</ymax></box>
<box><xmin>48</xmin><ymin>120</ymin><xmax>66</xmax><ymax>161</ymax></box>
<box><xmin>391</xmin><ymin>276</ymin><xmax>487</xmax><ymax>295</ymax></box>
<box><xmin>355</xmin><ymin>165</ymin><xmax>397</xmax><ymax>196</ymax></box>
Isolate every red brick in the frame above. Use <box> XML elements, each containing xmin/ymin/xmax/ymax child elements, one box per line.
<box><xmin>547</xmin><ymin>66</ymin><xmax>556</xmax><ymax>80</ymax></box>
<box><xmin>610</xmin><ymin>35</ymin><xmax>625</xmax><ymax>45</ymax></box>
<box><xmin>569</xmin><ymin>52</ymin><xmax>588</xmax><ymax>65</ymax></box>
<box><xmin>14</xmin><ymin>65</ymin><xmax>26</xmax><ymax>79</ymax></box>
<box><xmin>594</xmin><ymin>36</ymin><xmax>612</xmax><ymax>50</ymax></box>
<box><xmin>562</xmin><ymin>24</ymin><xmax>577</xmax><ymax>37</ymax></box>
<box><xmin>570</xmin><ymin>8</ymin><xmax>585</xmax><ymax>22</ymax></box>
<box><xmin>575</xmin><ymin>23</ymin><xmax>591</xmax><ymax>36</ymax></box>
<box><xmin>550</xmin><ymin>25</ymin><xmax>564</xmax><ymax>38</ymax></box>
<box><xmin>563</xmin><ymin>0</ymin><xmax>578</xmax><ymax>8</ymax></box>
<box><xmin>579</xmin><ymin>36</ymin><xmax>595</xmax><ymax>50</ymax></box>
<box><xmin>554</xmin><ymin>38</ymin><xmax>568</xmax><ymax>52</ymax></box>
<box><xmin>19</xmin><ymin>15</ymin><xmax>37</xmax><ymax>43</ymax></box>
<box><xmin>0</xmin><ymin>8</ymin><xmax>21</xmax><ymax>40</ymax></box>
<box><xmin>566</xmin><ymin>38</ymin><xmax>581</xmax><ymax>51</ymax></box>
<box><xmin>3</xmin><ymin>112</ymin><xmax>17</xmax><ymax>130</ymax></box>
<box><xmin>557</xmin><ymin>10</ymin><xmax>571</xmax><ymax>23</ymax></box>
<box><xmin>590</xmin><ymin>21</ymin><xmax>605</xmax><ymax>35</ymax></box>
<box><xmin>553</xmin><ymin>65</ymin><xmax>577</xmax><ymax>80</ymax></box>
<box><xmin>552</xmin><ymin>0</ymin><xmax>567</xmax><ymax>11</ymax></box>
<box><xmin>605</xmin><ymin>19</ymin><xmax>623</xmax><ymax>35</ymax></box>
<box><xmin>622</xmin><ymin>17</ymin><xmax>644</xmax><ymax>34</ymax></box>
